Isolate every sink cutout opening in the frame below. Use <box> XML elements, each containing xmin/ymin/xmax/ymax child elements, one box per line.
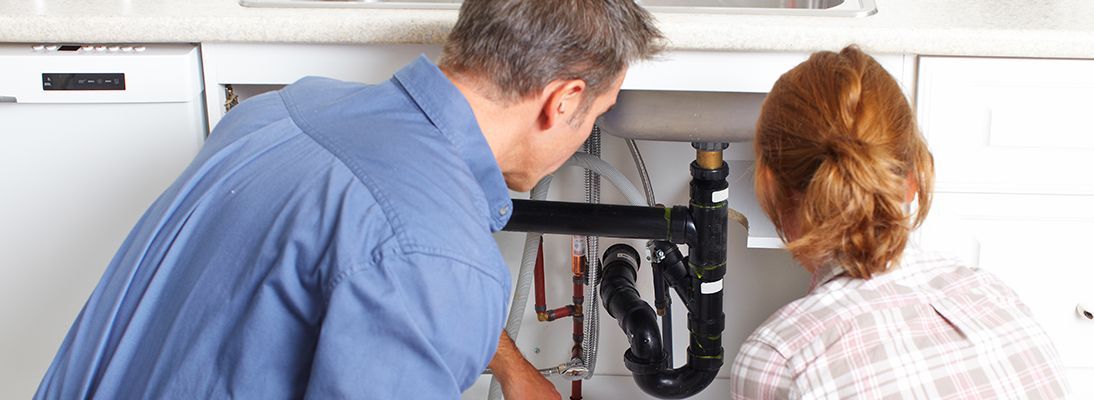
<box><xmin>239</xmin><ymin>0</ymin><xmax>876</xmax><ymax>17</ymax></box>
<box><xmin>636</xmin><ymin>0</ymin><xmax>845</xmax><ymax>9</ymax></box>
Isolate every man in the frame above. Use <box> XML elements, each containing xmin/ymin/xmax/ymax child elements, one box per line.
<box><xmin>35</xmin><ymin>0</ymin><xmax>663</xmax><ymax>399</ymax></box>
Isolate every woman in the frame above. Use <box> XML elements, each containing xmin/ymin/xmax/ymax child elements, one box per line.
<box><xmin>730</xmin><ymin>46</ymin><xmax>1069</xmax><ymax>399</ymax></box>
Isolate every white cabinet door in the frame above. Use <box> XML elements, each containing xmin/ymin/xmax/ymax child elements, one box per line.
<box><xmin>917</xmin><ymin>56</ymin><xmax>1094</xmax><ymax>396</ymax></box>
<box><xmin>917</xmin><ymin>193</ymin><xmax>1094</xmax><ymax>396</ymax></box>
<box><xmin>917</xmin><ymin>56</ymin><xmax>1094</xmax><ymax>195</ymax></box>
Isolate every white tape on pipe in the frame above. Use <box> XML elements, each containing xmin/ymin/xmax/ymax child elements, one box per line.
<box><xmin>712</xmin><ymin>188</ymin><xmax>729</xmax><ymax>203</ymax></box>
<box><xmin>700</xmin><ymin>279</ymin><xmax>723</xmax><ymax>294</ymax></box>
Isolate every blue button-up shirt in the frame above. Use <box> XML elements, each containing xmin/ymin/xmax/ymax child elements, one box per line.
<box><xmin>36</xmin><ymin>56</ymin><xmax>513</xmax><ymax>399</ymax></box>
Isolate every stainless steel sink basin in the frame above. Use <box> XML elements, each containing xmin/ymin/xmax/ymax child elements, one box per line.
<box><xmin>237</xmin><ymin>0</ymin><xmax>459</xmax><ymax>9</ymax></box>
<box><xmin>240</xmin><ymin>0</ymin><xmax>461</xmax><ymax>10</ymax></box>
<box><xmin>240</xmin><ymin>0</ymin><xmax>877</xmax><ymax>17</ymax></box>
<box><xmin>638</xmin><ymin>0</ymin><xmax>874</xmax><ymax>16</ymax></box>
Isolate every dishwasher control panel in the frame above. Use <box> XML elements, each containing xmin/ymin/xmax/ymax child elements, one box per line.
<box><xmin>42</xmin><ymin>73</ymin><xmax>126</xmax><ymax>91</ymax></box>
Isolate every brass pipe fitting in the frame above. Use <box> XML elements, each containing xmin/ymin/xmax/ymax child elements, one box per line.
<box><xmin>696</xmin><ymin>150</ymin><xmax>723</xmax><ymax>170</ymax></box>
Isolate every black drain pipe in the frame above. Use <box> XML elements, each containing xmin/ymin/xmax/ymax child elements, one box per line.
<box><xmin>600</xmin><ymin>244</ymin><xmax>663</xmax><ymax>364</ymax></box>
<box><xmin>505</xmin><ymin>200</ymin><xmax>691</xmax><ymax>244</ymax></box>
<box><xmin>601</xmin><ymin>144</ymin><xmax>728</xmax><ymax>399</ymax></box>
<box><xmin>503</xmin><ymin>143</ymin><xmax>728</xmax><ymax>399</ymax></box>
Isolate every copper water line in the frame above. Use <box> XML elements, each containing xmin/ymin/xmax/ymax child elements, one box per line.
<box><xmin>534</xmin><ymin>239</ymin><xmax>548</xmax><ymax>321</ymax></box>
<box><xmin>570</xmin><ymin>251</ymin><xmax>586</xmax><ymax>400</ymax></box>
<box><xmin>530</xmin><ymin>236</ymin><xmax>587</xmax><ymax>399</ymax></box>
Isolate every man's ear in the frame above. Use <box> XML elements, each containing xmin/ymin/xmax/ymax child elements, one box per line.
<box><xmin>539</xmin><ymin>79</ymin><xmax>587</xmax><ymax>130</ymax></box>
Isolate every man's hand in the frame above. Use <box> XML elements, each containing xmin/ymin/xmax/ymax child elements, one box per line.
<box><xmin>490</xmin><ymin>331</ymin><xmax>561</xmax><ymax>400</ymax></box>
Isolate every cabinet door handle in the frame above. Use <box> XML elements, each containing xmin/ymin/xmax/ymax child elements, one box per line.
<box><xmin>0</xmin><ymin>96</ymin><xmax>17</xmax><ymax>103</ymax></box>
<box><xmin>1078</xmin><ymin>303</ymin><xmax>1093</xmax><ymax>321</ymax></box>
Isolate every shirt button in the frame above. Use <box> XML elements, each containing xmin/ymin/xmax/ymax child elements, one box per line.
<box><xmin>498</xmin><ymin>206</ymin><xmax>509</xmax><ymax>216</ymax></box>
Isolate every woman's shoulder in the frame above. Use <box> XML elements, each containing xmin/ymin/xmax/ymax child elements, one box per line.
<box><xmin>743</xmin><ymin>245</ymin><xmax>1022</xmax><ymax>358</ymax></box>
<box><xmin>897</xmin><ymin>245</ymin><xmax>1025</xmax><ymax>304</ymax></box>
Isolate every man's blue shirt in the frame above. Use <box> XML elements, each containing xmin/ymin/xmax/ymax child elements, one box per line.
<box><xmin>36</xmin><ymin>56</ymin><xmax>513</xmax><ymax>399</ymax></box>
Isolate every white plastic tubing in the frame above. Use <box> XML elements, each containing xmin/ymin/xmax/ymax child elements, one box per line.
<box><xmin>486</xmin><ymin>152</ymin><xmax>646</xmax><ymax>399</ymax></box>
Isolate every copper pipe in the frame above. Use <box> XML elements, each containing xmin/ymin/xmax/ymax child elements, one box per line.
<box><xmin>545</xmin><ymin>305</ymin><xmax>575</xmax><ymax>321</ymax></box>
<box><xmin>570</xmin><ymin>255</ymin><xmax>585</xmax><ymax>400</ymax></box>
<box><xmin>530</xmin><ymin>238</ymin><xmax>586</xmax><ymax>400</ymax></box>
<box><xmin>534</xmin><ymin>239</ymin><xmax>548</xmax><ymax>321</ymax></box>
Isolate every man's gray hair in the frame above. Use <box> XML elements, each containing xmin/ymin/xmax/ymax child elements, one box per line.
<box><xmin>440</xmin><ymin>0</ymin><xmax>665</xmax><ymax>103</ymax></box>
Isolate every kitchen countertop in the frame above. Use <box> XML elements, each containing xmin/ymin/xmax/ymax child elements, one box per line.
<box><xmin>1</xmin><ymin>0</ymin><xmax>1093</xmax><ymax>58</ymax></box>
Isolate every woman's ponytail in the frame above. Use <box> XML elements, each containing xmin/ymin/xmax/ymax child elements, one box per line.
<box><xmin>755</xmin><ymin>46</ymin><xmax>933</xmax><ymax>279</ymax></box>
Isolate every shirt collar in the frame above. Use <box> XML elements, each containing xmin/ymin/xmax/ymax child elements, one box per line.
<box><xmin>393</xmin><ymin>55</ymin><xmax>513</xmax><ymax>232</ymax></box>
<box><xmin>808</xmin><ymin>262</ymin><xmax>846</xmax><ymax>292</ymax></box>
<box><xmin>808</xmin><ymin>244</ymin><xmax>925</xmax><ymax>292</ymax></box>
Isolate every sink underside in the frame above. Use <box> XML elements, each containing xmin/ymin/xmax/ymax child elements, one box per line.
<box><xmin>236</xmin><ymin>0</ymin><xmax>874</xmax><ymax>142</ymax></box>
<box><xmin>597</xmin><ymin>90</ymin><xmax>766</xmax><ymax>143</ymax></box>
<box><xmin>240</xmin><ymin>0</ymin><xmax>877</xmax><ymax>17</ymax></box>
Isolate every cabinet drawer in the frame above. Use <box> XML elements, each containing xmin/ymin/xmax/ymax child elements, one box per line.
<box><xmin>917</xmin><ymin>57</ymin><xmax>1094</xmax><ymax>195</ymax></box>
<box><xmin>917</xmin><ymin>193</ymin><xmax>1094</xmax><ymax>368</ymax></box>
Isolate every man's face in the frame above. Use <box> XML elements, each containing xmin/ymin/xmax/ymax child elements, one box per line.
<box><xmin>528</xmin><ymin>72</ymin><xmax>626</xmax><ymax>188</ymax></box>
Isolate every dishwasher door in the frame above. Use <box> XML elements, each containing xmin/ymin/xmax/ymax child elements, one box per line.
<box><xmin>0</xmin><ymin>44</ymin><xmax>205</xmax><ymax>399</ymax></box>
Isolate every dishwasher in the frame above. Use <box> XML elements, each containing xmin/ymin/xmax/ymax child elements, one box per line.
<box><xmin>0</xmin><ymin>44</ymin><xmax>206</xmax><ymax>398</ymax></box>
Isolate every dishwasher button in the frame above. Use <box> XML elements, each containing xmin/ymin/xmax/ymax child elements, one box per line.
<box><xmin>135</xmin><ymin>46</ymin><xmax>147</xmax><ymax>52</ymax></box>
<box><xmin>45</xmin><ymin>45</ymin><xmax>60</xmax><ymax>51</ymax></box>
<box><xmin>121</xmin><ymin>46</ymin><xmax>134</xmax><ymax>52</ymax></box>
<box><xmin>108</xmin><ymin>46</ymin><xmax>121</xmax><ymax>52</ymax></box>
<box><xmin>95</xmin><ymin>46</ymin><xmax>107</xmax><ymax>52</ymax></box>
<box><xmin>32</xmin><ymin>45</ymin><xmax>45</xmax><ymax>51</ymax></box>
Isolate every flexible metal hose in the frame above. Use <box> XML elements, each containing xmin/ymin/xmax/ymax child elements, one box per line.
<box><xmin>564</xmin><ymin>153</ymin><xmax>645</xmax><ymax>207</ymax></box>
<box><xmin>624</xmin><ymin>138</ymin><xmax>656</xmax><ymax>207</ymax></box>
<box><xmin>582</xmin><ymin>126</ymin><xmax>602</xmax><ymax>378</ymax></box>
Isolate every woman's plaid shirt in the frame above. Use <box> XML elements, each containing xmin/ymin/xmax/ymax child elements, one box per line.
<box><xmin>730</xmin><ymin>246</ymin><xmax>1070</xmax><ymax>399</ymax></box>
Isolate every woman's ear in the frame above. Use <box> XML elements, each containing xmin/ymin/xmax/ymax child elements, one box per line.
<box><xmin>904</xmin><ymin>174</ymin><xmax>919</xmax><ymax>204</ymax></box>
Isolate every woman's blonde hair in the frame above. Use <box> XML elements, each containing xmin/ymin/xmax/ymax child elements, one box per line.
<box><xmin>754</xmin><ymin>46</ymin><xmax>934</xmax><ymax>279</ymax></box>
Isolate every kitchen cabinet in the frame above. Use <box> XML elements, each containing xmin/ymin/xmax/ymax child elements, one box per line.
<box><xmin>917</xmin><ymin>56</ymin><xmax>1094</xmax><ymax>195</ymax></box>
<box><xmin>916</xmin><ymin>55</ymin><xmax>1094</xmax><ymax>397</ymax></box>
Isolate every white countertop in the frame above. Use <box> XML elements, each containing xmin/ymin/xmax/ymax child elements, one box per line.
<box><xmin>2</xmin><ymin>0</ymin><xmax>1094</xmax><ymax>58</ymax></box>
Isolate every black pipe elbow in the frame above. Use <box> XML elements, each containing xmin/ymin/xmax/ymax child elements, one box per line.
<box><xmin>631</xmin><ymin>366</ymin><xmax>720</xmax><ymax>399</ymax></box>
<box><xmin>602</xmin><ymin>243</ymin><xmax>725</xmax><ymax>399</ymax></box>
<box><xmin>601</xmin><ymin>244</ymin><xmax>665</xmax><ymax>363</ymax></box>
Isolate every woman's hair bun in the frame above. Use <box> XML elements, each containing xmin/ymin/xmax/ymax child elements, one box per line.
<box><xmin>754</xmin><ymin>46</ymin><xmax>935</xmax><ymax>279</ymax></box>
<box><xmin>822</xmin><ymin>135</ymin><xmax>869</xmax><ymax>162</ymax></box>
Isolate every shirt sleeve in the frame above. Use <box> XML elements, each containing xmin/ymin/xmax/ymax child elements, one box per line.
<box><xmin>304</xmin><ymin>250</ymin><xmax>508</xmax><ymax>399</ymax></box>
<box><xmin>730</xmin><ymin>338</ymin><xmax>794</xmax><ymax>400</ymax></box>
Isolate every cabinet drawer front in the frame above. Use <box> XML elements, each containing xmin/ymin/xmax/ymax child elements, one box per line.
<box><xmin>917</xmin><ymin>57</ymin><xmax>1094</xmax><ymax>195</ymax></box>
<box><xmin>917</xmin><ymin>193</ymin><xmax>1094</xmax><ymax>368</ymax></box>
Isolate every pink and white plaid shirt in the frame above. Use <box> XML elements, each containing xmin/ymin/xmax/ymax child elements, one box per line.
<box><xmin>730</xmin><ymin>246</ymin><xmax>1070</xmax><ymax>399</ymax></box>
